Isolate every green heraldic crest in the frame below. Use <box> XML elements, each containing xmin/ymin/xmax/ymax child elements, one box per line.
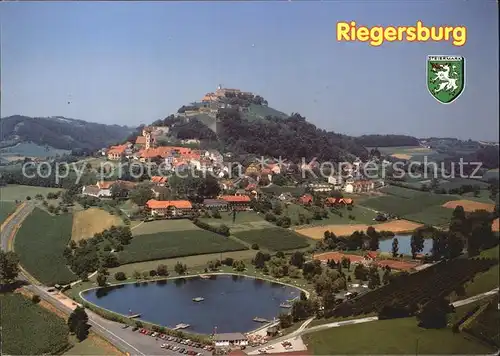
<box><xmin>427</xmin><ymin>55</ymin><xmax>465</xmax><ymax>104</ymax></box>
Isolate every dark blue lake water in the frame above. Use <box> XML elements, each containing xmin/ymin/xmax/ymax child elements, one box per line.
<box><xmin>82</xmin><ymin>275</ymin><xmax>300</xmax><ymax>334</ymax></box>
<box><xmin>378</xmin><ymin>235</ymin><xmax>433</xmax><ymax>255</ymax></box>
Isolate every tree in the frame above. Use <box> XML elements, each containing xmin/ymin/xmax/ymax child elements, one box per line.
<box><xmin>391</xmin><ymin>238</ymin><xmax>399</xmax><ymax>258</ymax></box>
<box><xmin>354</xmin><ymin>264</ymin><xmax>369</xmax><ymax>281</ymax></box>
<box><xmin>290</xmin><ymin>251</ymin><xmax>305</xmax><ymax>269</ymax></box>
<box><xmin>367</xmin><ymin>266</ymin><xmax>381</xmax><ymax>289</ymax></box>
<box><xmin>382</xmin><ymin>269</ymin><xmax>391</xmax><ymax>285</ymax></box>
<box><xmin>367</xmin><ymin>227</ymin><xmax>380</xmax><ymax>251</ymax></box>
<box><xmin>446</xmin><ymin>231</ymin><xmax>464</xmax><ymax>259</ymax></box>
<box><xmin>75</xmin><ymin>320</ymin><xmax>90</xmax><ymax>341</ymax></box>
<box><xmin>174</xmin><ymin>262</ymin><xmax>187</xmax><ymax>275</ymax></box>
<box><xmin>156</xmin><ymin>264</ymin><xmax>169</xmax><ymax>276</ymax></box>
<box><xmin>410</xmin><ymin>230</ymin><xmax>425</xmax><ymax>259</ymax></box>
<box><xmin>132</xmin><ymin>270</ymin><xmax>141</xmax><ymax>280</ymax></box>
<box><xmin>0</xmin><ymin>251</ymin><xmax>20</xmax><ymax>287</ymax></box>
<box><xmin>416</xmin><ymin>298</ymin><xmax>454</xmax><ymax>329</ymax></box>
<box><xmin>253</xmin><ymin>251</ymin><xmax>270</xmax><ymax>269</ymax></box>
<box><xmin>96</xmin><ymin>273</ymin><xmax>107</xmax><ymax>287</ymax></box>
<box><xmin>114</xmin><ymin>272</ymin><xmax>126</xmax><ymax>281</ymax></box>
<box><xmin>68</xmin><ymin>306</ymin><xmax>89</xmax><ymax>334</ymax></box>
<box><xmin>129</xmin><ymin>184</ymin><xmax>153</xmax><ymax>206</ymax></box>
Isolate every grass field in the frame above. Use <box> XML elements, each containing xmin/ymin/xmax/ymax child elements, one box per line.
<box><xmin>72</xmin><ymin>207</ymin><xmax>123</xmax><ymax>241</ymax></box>
<box><xmin>0</xmin><ymin>293</ymin><xmax>69</xmax><ymax>355</ymax></box>
<box><xmin>303</xmin><ymin>316</ymin><xmax>494</xmax><ymax>354</ymax></box>
<box><xmin>403</xmin><ymin>205</ymin><xmax>454</xmax><ymax>226</ymax></box>
<box><xmin>0</xmin><ymin>184</ymin><xmax>64</xmax><ymax>201</ymax></box>
<box><xmin>296</xmin><ymin>219</ymin><xmax>423</xmax><ymax>239</ymax></box>
<box><xmin>438</xmin><ymin>178</ymin><xmax>490</xmax><ymax>190</ymax></box>
<box><xmin>461</xmin><ymin>246</ymin><xmax>499</xmax><ymax>299</ymax></box>
<box><xmin>107</xmin><ymin>250</ymin><xmax>258</xmax><ymax>278</ymax></box>
<box><xmin>15</xmin><ymin>208</ymin><xmax>77</xmax><ymax>285</ymax></box>
<box><xmin>233</xmin><ymin>227</ymin><xmax>312</xmax><ymax>251</ymax></box>
<box><xmin>65</xmin><ymin>334</ymin><xmax>124</xmax><ymax>356</ymax></box>
<box><xmin>118</xmin><ymin>230</ymin><xmax>248</xmax><ymax>264</ymax></box>
<box><xmin>0</xmin><ymin>201</ymin><xmax>17</xmax><ymax>225</ymax></box>
<box><xmin>131</xmin><ymin>219</ymin><xmax>200</xmax><ymax>236</ymax></box>
<box><xmin>286</xmin><ymin>203</ymin><xmax>378</xmax><ymax>226</ymax></box>
<box><xmin>200</xmin><ymin>211</ymin><xmax>274</xmax><ymax>233</ymax></box>
<box><xmin>442</xmin><ymin>200</ymin><xmax>495</xmax><ymax>212</ymax></box>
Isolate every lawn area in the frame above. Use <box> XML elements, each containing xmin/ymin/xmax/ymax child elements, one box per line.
<box><xmin>118</xmin><ymin>230</ymin><xmax>248</xmax><ymax>264</ymax></box>
<box><xmin>65</xmin><ymin>334</ymin><xmax>124</xmax><ymax>356</ymax></box>
<box><xmin>0</xmin><ymin>184</ymin><xmax>64</xmax><ymax>201</ymax></box>
<box><xmin>131</xmin><ymin>219</ymin><xmax>200</xmax><ymax>236</ymax></box>
<box><xmin>15</xmin><ymin>208</ymin><xmax>77</xmax><ymax>285</ymax></box>
<box><xmin>233</xmin><ymin>227</ymin><xmax>312</xmax><ymax>251</ymax></box>
<box><xmin>303</xmin><ymin>316</ymin><xmax>494</xmax><ymax>355</ymax></box>
<box><xmin>0</xmin><ymin>293</ymin><xmax>69</xmax><ymax>355</ymax></box>
<box><xmin>461</xmin><ymin>245</ymin><xmax>499</xmax><ymax>298</ymax></box>
<box><xmin>72</xmin><ymin>207</ymin><xmax>123</xmax><ymax>241</ymax></box>
<box><xmin>0</xmin><ymin>200</ymin><xmax>17</xmax><ymax>225</ymax></box>
<box><xmin>107</xmin><ymin>249</ymin><xmax>258</xmax><ymax>278</ymax></box>
<box><xmin>118</xmin><ymin>199</ymin><xmax>139</xmax><ymax>217</ymax></box>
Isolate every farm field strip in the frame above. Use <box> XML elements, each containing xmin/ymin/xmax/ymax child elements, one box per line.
<box><xmin>233</xmin><ymin>227</ymin><xmax>312</xmax><ymax>251</ymax></box>
<box><xmin>118</xmin><ymin>230</ymin><xmax>248</xmax><ymax>264</ymax></box>
<box><xmin>131</xmin><ymin>219</ymin><xmax>201</xmax><ymax>236</ymax></box>
<box><xmin>442</xmin><ymin>200</ymin><xmax>495</xmax><ymax>212</ymax></box>
<box><xmin>0</xmin><ymin>293</ymin><xmax>69</xmax><ymax>355</ymax></box>
<box><xmin>15</xmin><ymin>208</ymin><xmax>77</xmax><ymax>285</ymax></box>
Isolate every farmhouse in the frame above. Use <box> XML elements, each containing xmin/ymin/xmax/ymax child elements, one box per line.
<box><xmin>298</xmin><ymin>194</ymin><xmax>313</xmax><ymax>205</ymax></box>
<box><xmin>213</xmin><ymin>333</ymin><xmax>248</xmax><ymax>347</ymax></box>
<box><xmin>146</xmin><ymin>199</ymin><xmax>193</xmax><ymax>217</ymax></box>
<box><xmin>324</xmin><ymin>197</ymin><xmax>354</xmax><ymax>207</ymax></box>
<box><xmin>151</xmin><ymin>176</ymin><xmax>168</xmax><ymax>186</ymax></box>
<box><xmin>344</xmin><ymin>180</ymin><xmax>375</xmax><ymax>193</ymax></box>
<box><xmin>220</xmin><ymin>195</ymin><xmax>251</xmax><ymax>210</ymax></box>
<box><xmin>81</xmin><ymin>180</ymin><xmax>136</xmax><ymax>198</ymax></box>
<box><xmin>203</xmin><ymin>199</ymin><xmax>229</xmax><ymax>211</ymax></box>
<box><xmin>107</xmin><ymin>144</ymin><xmax>128</xmax><ymax>160</ymax></box>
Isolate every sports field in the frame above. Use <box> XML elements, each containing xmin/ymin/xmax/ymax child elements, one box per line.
<box><xmin>296</xmin><ymin>219</ymin><xmax>423</xmax><ymax>239</ymax></box>
<box><xmin>442</xmin><ymin>200</ymin><xmax>495</xmax><ymax>212</ymax></box>
<box><xmin>0</xmin><ymin>185</ymin><xmax>64</xmax><ymax>201</ymax></box>
<box><xmin>72</xmin><ymin>207</ymin><xmax>123</xmax><ymax>241</ymax></box>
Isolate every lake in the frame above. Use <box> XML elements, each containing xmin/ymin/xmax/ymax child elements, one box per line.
<box><xmin>82</xmin><ymin>275</ymin><xmax>301</xmax><ymax>334</ymax></box>
<box><xmin>379</xmin><ymin>235</ymin><xmax>433</xmax><ymax>255</ymax></box>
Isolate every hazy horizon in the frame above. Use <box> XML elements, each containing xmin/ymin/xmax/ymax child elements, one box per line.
<box><xmin>2</xmin><ymin>1</ymin><xmax>498</xmax><ymax>141</ymax></box>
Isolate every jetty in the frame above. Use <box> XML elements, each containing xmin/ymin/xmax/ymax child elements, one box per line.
<box><xmin>279</xmin><ymin>303</ymin><xmax>292</xmax><ymax>308</ymax></box>
<box><xmin>173</xmin><ymin>323</ymin><xmax>190</xmax><ymax>330</ymax></box>
<box><xmin>253</xmin><ymin>317</ymin><xmax>270</xmax><ymax>323</ymax></box>
<box><xmin>192</xmin><ymin>297</ymin><xmax>205</xmax><ymax>302</ymax></box>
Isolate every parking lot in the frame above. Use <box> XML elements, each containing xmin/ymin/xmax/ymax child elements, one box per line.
<box><xmin>117</xmin><ymin>325</ymin><xmax>214</xmax><ymax>356</ymax></box>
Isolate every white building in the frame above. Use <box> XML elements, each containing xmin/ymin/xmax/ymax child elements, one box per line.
<box><xmin>213</xmin><ymin>333</ymin><xmax>248</xmax><ymax>347</ymax></box>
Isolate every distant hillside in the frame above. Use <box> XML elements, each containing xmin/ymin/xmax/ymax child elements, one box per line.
<box><xmin>356</xmin><ymin>134</ymin><xmax>420</xmax><ymax>147</ymax></box>
<box><xmin>0</xmin><ymin>115</ymin><xmax>134</xmax><ymax>151</ymax></box>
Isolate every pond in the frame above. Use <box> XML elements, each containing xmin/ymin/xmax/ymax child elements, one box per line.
<box><xmin>379</xmin><ymin>235</ymin><xmax>433</xmax><ymax>255</ymax></box>
<box><xmin>82</xmin><ymin>275</ymin><xmax>301</xmax><ymax>334</ymax></box>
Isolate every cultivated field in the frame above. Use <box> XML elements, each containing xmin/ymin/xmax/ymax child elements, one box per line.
<box><xmin>303</xmin><ymin>316</ymin><xmax>493</xmax><ymax>355</ymax></box>
<box><xmin>0</xmin><ymin>184</ymin><xmax>64</xmax><ymax>201</ymax></box>
<box><xmin>0</xmin><ymin>201</ymin><xmax>17</xmax><ymax>225</ymax></box>
<box><xmin>15</xmin><ymin>208</ymin><xmax>77</xmax><ymax>285</ymax></box>
<box><xmin>403</xmin><ymin>205</ymin><xmax>453</xmax><ymax>226</ymax></box>
<box><xmin>131</xmin><ymin>219</ymin><xmax>200</xmax><ymax>236</ymax></box>
<box><xmin>118</xmin><ymin>230</ymin><xmax>248</xmax><ymax>264</ymax></box>
<box><xmin>0</xmin><ymin>293</ymin><xmax>69</xmax><ymax>355</ymax></box>
<box><xmin>442</xmin><ymin>200</ymin><xmax>495</xmax><ymax>212</ymax></box>
<box><xmin>72</xmin><ymin>207</ymin><xmax>123</xmax><ymax>241</ymax></box>
<box><xmin>200</xmin><ymin>211</ymin><xmax>275</xmax><ymax>233</ymax></box>
<box><xmin>296</xmin><ymin>219</ymin><xmax>423</xmax><ymax>239</ymax></box>
<box><xmin>233</xmin><ymin>227</ymin><xmax>312</xmax><ymax>251</ymax></box>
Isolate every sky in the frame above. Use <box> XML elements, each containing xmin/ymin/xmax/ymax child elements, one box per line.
<box><xmin>1</xmin><ymin>1</ymin><xmax>498</xmax><ymax>141</ymax></box>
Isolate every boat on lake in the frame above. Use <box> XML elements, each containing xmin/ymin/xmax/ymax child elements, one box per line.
<box><xmin>192</xmin><ymin>297</ymin><xmax>205</xmax><ymax>302</ymax></box>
